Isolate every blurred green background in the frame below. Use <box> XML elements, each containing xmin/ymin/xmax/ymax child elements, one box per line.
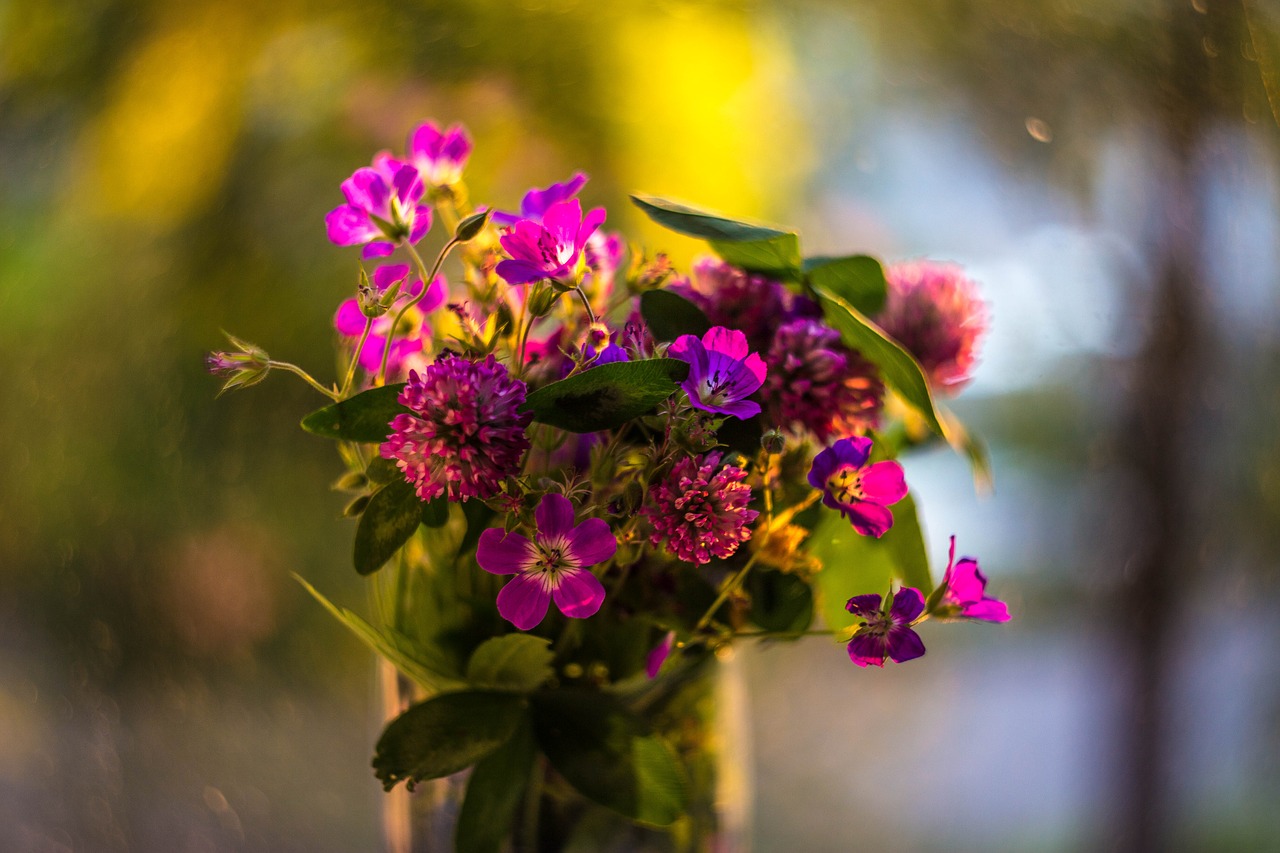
<box><xmin>3</xmin><ymin>0</ymin><xmax>1280</xmax><ymax>850</ymax></box>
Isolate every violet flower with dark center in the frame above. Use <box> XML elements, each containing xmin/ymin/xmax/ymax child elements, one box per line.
<box><xmin>667</xmin><ymin>326</ymin><xmax>766</xmax><ymax>420</ymax></box>
<box><xmin>845</xmin><ymin>588</ymin><xmax>927</xmax><ymax>667</ymax></box>
<box><xmin>808</xmin><ymin>436</ymin><xmax>908</xmax><ymax>538</ymax></box>
<box><xmin>496</xmin><ymin>199</ymin><xmax>607</xmax><ymax>286</ymax></box>
<box><xmin>476</xmin><ymin>493</ymin><xmax>616</xmax><ymax>630</ymax></box>
<box><xmin>325</xmin><ymin>156</ymin><xmax>432</xmax><ymax>259</ymax></box>
<box><xmin>333</xmin><ymin>264</ymin><xmax>446</xmax><ymax>376</ymax></box>
<box><xmin>406</xmin><ymin>121</ymin><xmax>472</xmax><ymax>187</ymax></box>
<box><xmin>930</xmin><ymin>536</ymin><xmax>1011</xmax><ymax>623</ymax></box>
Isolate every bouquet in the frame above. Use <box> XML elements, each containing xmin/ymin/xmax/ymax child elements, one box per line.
<box><xmin>210</xmin><ymin>119</ymin><xmax>1010</xmax><ymax>851</ymax></box>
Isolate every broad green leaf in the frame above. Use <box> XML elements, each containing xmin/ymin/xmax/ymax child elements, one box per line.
<box><xmin>421</xmin><ymin>496</ymin><xmax>449</xmax><ymax>527</ymax></box>
<box><xmin>809</xmin><ymin>493</ymin><xmax>931</xmax><ymax>630</ymax></box>
<box><xmin>522</xmin><ymin>359</ymin><xmax>689</xmax><ymax>433</ymax></box>
<box><xmin>638</xmin><ymin>289</ymin><xmax>710</xmax><ymax>342</ymax></box>
<box><xmin>373</xmin><ymin>691</ymin><xmax>526</xmax><ymax>792</ymax></box>
<box><xmin>354</xmin><ymin>479</ymin><xmax>422</xmax><ymax>575</ymax></box>
<box><xmin>365</xmin><ymin>456</ymin><xmax>400</xmax><ymax>485</ymax></box>
<box><xmin>813</xmin><ymin>285</ymin><xmax>948</xmax><ymax>438</ymax></box>
<box><xmin>466</xmin><ymin>635</ymin><xmax>555</xmax><ymax>692</ymax></box>
<box><xmin>300</xmin><ymin>383</ymin><xmax>409</xmax><ymax>443</ymax></box>
<box><xmin>709</xmin><ymin>235</ymin><xmax>803</xmax><ymax>281</ymax></box>
<box><xmin>804</xmin><ymin>255</ymin><xmax>888</xmax><ymax>316</ymax></box>
<box><xmin>531</xmin><ymin>691</ymin><xmax>687</xmax><ymax>826</ymax></box>
<box><xmin>455</xmin><ymin>720</ymin><xmax>536</xmax><ymax>853</ymax></box>
<box><xmin>293</xmin><ymin>574</ymin><xmax>465</xmax><ymax>692</ymax></box>
<box><xmin>630</xmin><ymin>194</ymin><xmax>801</xmax><ymax>281</ymax></box>
<box><xmin>747</xmin><ymin>569</ymin><xmax>815</xmax><ymax>634</ymax></box>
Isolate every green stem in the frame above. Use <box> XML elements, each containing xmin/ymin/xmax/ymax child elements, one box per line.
<box><xmin>520</xmin><ymin>756</ymin><xmax>543</xmax><ymax>853</ymax></box>
<box><xmin>376</xmin><ymin>239</ymin><xmax>459</xmax><ymax>385</ymax></box>
<box><xmin>693</xmin><ymin>552</ymin><xmax>762</xmax><ymax>634</ymax></box>
<box><xmin>572</xmin><ymin>285</ymin><xmax>596</xmax><ymax>324</ymax></box>
<box><xmin>340</xmin><ymin>316</ymin><xmax>374</xmax><ymax>398</ymax></box>
<box><xmin>267</xmin><ymin>361</ymin><xmax>338</xmax><ymax>400</ymax></box>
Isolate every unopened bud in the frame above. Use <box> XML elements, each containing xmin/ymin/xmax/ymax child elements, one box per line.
<box><xmin>584</xmin><ymin>322</ymin><xmax>610</xmax><ymax>352</ymax></box>
<box><xmin>357</xmin><ymin>267</ymin><xmax>390</xmax><ymax>319</ymax></box>
<box><xmin>527</xmin><ymin>283</ymin><xmax>559</xmax><ymax>318</ymax></box>
<box><xmin>332</xmin><ymin>471</ymin><xmax>368</xmax><ymax>492</ymax></box>
<box><xmin>454</xmin><ymin>209</ymin><xmax>491</xmax><ymax>242</ymax></box>
<box><xmin>207</xmin><ymin>332</ymin><xmax>270</xmax><ymax>396</ymax></box>
<box><xmin>761</xmin><ymin>429</ymin><xmax>786</xmax><ymax>455</ymax></box>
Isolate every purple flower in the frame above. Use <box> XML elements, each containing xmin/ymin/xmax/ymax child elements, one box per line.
<box><xmin>646</xmin><ymin>631</ymin><xmax>676</xmax><ymax>678</ymax></box>
<box><xmin>930</xmin><ymin>536</ymin><xmax>1011</xmax><ymax>623</ymax></box>
<box><xmin>325</xmin><ymin>156</ymin><xmax>432</xmax><ymax>259</ymax></box>
<box><xmin>406</xmin><ymin>121</ymin><xmax>472</xmax><ymax>187</ymax></box>
<box><xmin>644</xmin><ymin>451</ymin><xmax>759</xmax><ymax>565</ymax></box>
<box><xmin>496</xmin><ymin>199</ymin><xmax>606</xmax><ymax>286</ymax></box>
<box><xmin>877</xmin><ymin>260</ymin><xmax>988</xmax><ymax>393</ymax></box>
<box><xmin>380</xmin><ymin>354</ymin><xmax>532</xmax><ymax>502</ymax></box>
<box><xmin>333</xmin><ymin>264</ymin><xmax>447</xmax><ymax>377</ymax></box>
<box><xmin>763</xmin><ymin>318</ymin><xmax>884</xmax><ymax>440</ymax></box>
<box><xmin>492</xmin><ymin>172</ymin><xmax>588</xmax><ymax>227</ymax></box>
<box><xmin>667</xmin><ymin>327</ymin><xmax>767</xmax><ymax>420</ymax></box>
<box><xmin>845</xmin><ymin>588</ymin><xmax>927</xmax><ymax>668</ymax></box>
<box><xmin>477</xmin><ymin>494</ymin><xmax>616</xmax><ymax>630</ymax></box>
<box><xmin>808</xmin><ymin>437</ymin><xmax>908</xmax><ymax>538</ymax></box>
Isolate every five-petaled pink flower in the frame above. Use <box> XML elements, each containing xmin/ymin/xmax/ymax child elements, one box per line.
<box><xmin>406</xmin><ymin>121</ymin><xmax>472</xmax><ymax>187</ymax></box>
<box><xmin>667</xmin><ymin>326</ymin><xmax>767</xmax><ymax>420</ymax></box>
<box><xmin>495</xmin><ymin>199</ymin><xmax>606</xmax><ymax>285</ymax></box>
<box><xmin>845</xmin><ymin>588</ymin><xmax>926</xmax><ymax>668</ymax></box>
<box><xmin>325</xmin><ymin>156</ymin><xmax>432</xmax><ymax>259</ymax></box>
<box><xmin>929</xmin><ymin>536</ymin><xmax>1011</xmax><ymax>623</ymax></box>
<box><xmin>477</xmin><ymin>494</ymin><xmax>617</xmax><ymax>631</ymax></box>
<box><xmin>808</xmin><ymin>436</ymin><xmax>907</xmax><ymax>538</ymax></box>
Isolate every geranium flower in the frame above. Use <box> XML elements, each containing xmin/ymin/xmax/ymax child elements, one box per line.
<box><xmin>325</xmin><ymin>157</ymin><xmax>432</xmax><ymax>259</ymax></box>
<box><xmin>667</xmin><ymin>326</ymin><xmax>767</xmax><ymax>420</ymax></box>
<box><xmin>333</xmin><ymin>264</ymin><xmax>446</xmax><ymax>376</ymax></box>
<box><xmin>807</xmin><ymin>436</ymin><xmax>907</xmax><ymax>538</ymax></box>
<box><xmin>406</xmin><ymin>121</ymin><xmax>472</xmax><ymax>187</ymax></box>
<box><xmin>845</xmin><ymin>588</ymin><xmax>926</xmax><ymax>668</ymax></box>
<box><xmin>492</xmin><ymin>173</ymin><xmax>588</xmax><ymax>226</ymax></box>
<box><xmin>495</xmin><ymin>199</ymin><xmax>606</xmax><ymax>286</ymax></box>
<box><xmin>929</xmin><ymin>536</ymin><xmax>1011</xmax><ymax>623</ymax></box>
<box><xmin>644</xmin><ymin>451</ymin><xmax>758</xmax><ymax>565</ymax></box>
<box><xmin>477</xmin><ymin>494</ymin><xmax>616</xmax><ymax>630</ymax></box>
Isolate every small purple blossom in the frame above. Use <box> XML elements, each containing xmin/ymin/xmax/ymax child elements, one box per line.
<box><xmin>667</xmin><ymin>327</ymin><xmax>767</xmax><ymax>420</ymax></box>
<box><xmin>333</xmin><ymin>264</ymin><xmax>447</xmax><ymax>377</ymax></box>
<box><xmin>845</xmin><ymin>588</ymin><xmax>927</xmax><ymax>668</ymax></box>
<box><xmin>380</xmin><ymin>354</ymin><xmax>531</xmax><ymax>502</ymax></box>
<box><xmin>878</xmin><ymin>260</ymin><xmax>988</xmax><ymax>393</ymax></box>
<box><xmin>496</xmin><ymin>199</ymin><xmax>607</xmax><ymax>286</ymax></box>
<box><xmin>492</xmin><ymin>173</ymin><xmax>588</xmax><ymax>226</ymax></box>
<box><xmin>325</xmin><ymin>156</ymin><xmax>432</xmax><ymax>259</ymax></box>
<box><xmin>406</xmin><ymin>121</ymin><xmax>472</xmax><ymax>187</ymax></box>
<box><xmin>476</xmin><ymin>494</ymin><xmax>616</xmax><ymax>630</ymax></box>
<box><xmin>930</xmin><ymin>536</ymin><xmax>1011</xmax><ymax>623</ymax></box>
<box><xmin>808</xmin><ymin>437</ymin><xmax>908</xmax><ymax>538</ymax></box>
<box><xmin>646</xmin><ymin>631</ymin><xmax>676</xmax><ymax>679</ymax></box>
<box><xmin>644</xmin><ymin>451</ymin><xmax>759</xmax><ymax>565</ymax></box>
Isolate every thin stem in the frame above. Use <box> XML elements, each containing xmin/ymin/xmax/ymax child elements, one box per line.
<box><xmin>340</xmin><ymin>316</ymin><xmax>375</xmax><ymax>398</ymax></box>
<box><xmin>572</xmin><ymin>285</ymin><xmax>596</xmax><ymax>324</ymax></box>
<box><xmin>693</xmin><ymin>552</ymin><xmax>762</xmax><ymax>634</ymax></box>
<box><xmin>267</xmin><ymin>361</ymin><xmax>339</xmax><ymax>400</ymax></box>
<box><xmin>520</xmin><ymin>756</ymin><xmax>543</xmax><ymax>853</ymax></box>
<box><xmin>376</xmin><ymin>239</ymin><xmax>459</xmax><ymax>385</ymax></box>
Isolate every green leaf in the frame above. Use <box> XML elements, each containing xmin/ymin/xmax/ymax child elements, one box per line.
<box><xmin>466</xmin><ymin>635</ymin><xmax>555</xmax><ymax>692</ymax></box>
<box><xmin>813</xmin><ymin>285</ymin><xmax>948</xmax><ymax>438</ymax></box>
<box><xmin>747</xmin><ymin>569</ymin><xmax>815</xmax><ymax>634</ymax></box>
<box><xmin>530</xmin><ymin>691</ymin><xmax>687</xmax><ymax>826</ymax></box>
<box><xmin>455</xmin><ymin>720</ymin><xmax>536</xmax><ymax>853</ymax></box>
<box><xmin>809</xmin><ymin>493</ymin><xmax>931</xmax><ymax>631</ymax></box>
<box><xmin>638</xmin><ymin>289</ymin><xmax>710</xmax><ymax>342</ymax></box>
<box><xmin>301</xmin><ymin>383</ymin><xmax>409</xmax><ymax>443</ymax></box>
<box><xmin>804</xmin><ymin>255</ymin><xmax>888</xmax><ymax>316</ymax></box>
<box><xmin>521</xmin><ymin>359</ymin><xmax>689</xmax><ymax>433</ymax></box>
<box><xmin>365</xmin><ymin>456</ymin><xmax>400</xmax><ymax>485</ymax></box>
<box><xmin>373</xmin><ymin>691</ymin><xmax>526</xmax><ymax>792</ymax></box>
<box><xmin>354</xmin><ymin>479</ymin><xmax>422</xmax><ymax>576</ymax></box>
<box><xmin>630</xmin><ymin>194</ymin><xmax>801</xmax><ymax>281</ymax></box>
<box><xmin>293</xmin><ymin>574</ymin><xmax>466</xmax><ymax>692</ymax></box>
<box><xmin>709</xmin><ymin>235</ymin><xmax>803</xmax><ymax>281</ymax></box>
<box><xmin>421</xmin><ymin>496</ymin><xmax>449</xmax><ymax>528</ymax></box>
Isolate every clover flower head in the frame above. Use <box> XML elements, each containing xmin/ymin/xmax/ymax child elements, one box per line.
<box><xmin>845</xmin><ymin>588</ymin><xmax>927</xmax><ymax>668</ymax></box>
<box><xmin>808</xmin><ymin>436</ymin><xmax>907</xmax><ymax>538</ymax></box>
<box><xmin>644</xmin><ymin>451</ymin><xmax>759</xmax><ymax>565</ymax></box>
<box><xmin>878</xmin><ymin>260</ymin><xmax>988</xmax><ymax>392</ymax></box>
<box><xmin>669</xmin><ymin>258</ymin><xmax>791</xmax><ymax>352</ymax></box>
<box><xmin>764</xmin><ymin>318</ymin><xmax>883</xmax><ymax>440</ymax></box>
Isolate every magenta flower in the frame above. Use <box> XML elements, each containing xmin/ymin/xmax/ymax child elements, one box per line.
<box><xmin>877</xmin><ymin>260</ymin><xmax>988</xmax><ymax>392</ymax></box>
<box><xmin>326</xmin><ymin>156</ymin><xmax>432</xmax><ymax>259</ymax></box>
<box><xmin>492</xmin><ymin>172</ymin><xmax>588</xmax><ymax>226</ymax></box>
<box><xmin>495</xmin><ymin>199</ymin><xmax>606</xmax><ymax>285</ymax></box>
<box><xmin>930</xmin><ymin>536</ymin><xmax>1011</xmax><ymax>623</ymax></box>
<box><xmin>333</xmin><ymin>264</ymin><xmax>447</xmax><ymax>376</ymax></box>
<box><xmin>646</xmin><ymin>631</ymin><xmax>677</xmax><ymax>678</ymax></box>
<box><xmin>667</xmin><ymin>327</ymin><xmax>767</xmax><ymax>420</ymax></box>
<box><xmin>763</xmin><ymin>319</ymin><xmax>884</xmax><ymax>440</ymax></box>
<box><xmin>845</xmin><ymin>588</ymin><xmax>927</xmax><ymax>668</ymax></box>
<box><xmin>644</xmin><ymin>451</ymin><xmax>759</xmax><ymax>565</ymax></box>
<box><xmin>406</xmin><ymin>121</ymin><xmax>472</xmax><ymax>187</ymax></box>
<box><xmin>380</xmin><ymin>354</ymin><xmax>532</xmax><ymax>502</ymax></box>
<box><xmin>476</xmin><ymin>494</ymin><xmax>616</xmax><ymax>630</ymax></box>
<box><xmin>808</xmin><ymin>437</ymin><xmax>908</xmax><ymax>538</ymax></box>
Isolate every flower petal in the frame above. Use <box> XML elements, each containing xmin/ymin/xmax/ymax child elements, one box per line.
<box><xmin>362</xmin><ymin>241</ymin><xmax>396</xmax><ymax>259</ymax></box>
<box><xmin>566</xmin><ymin>517</ymin><xmax>616</xmax><ymax>567</ymax></box>
<box><xmin>961</xmin><ymin>599</ymin><xmax>1011</xmax><ymax>623</ymax></box>
<box><xmin>646</xmin><ymin>631</ymin><xmax>676</xmax><ymax>678</ymax></box>
<box><xmin>845</xmin><ymin>593</ymin><xmax>882</xmax><ymax>618</ymax></box>
<box><xmin>890</xmin><ymin>587</ymin><xmax>926</xmax><ymax>623</ymax></box>
<box><xmin>551</xmin><ymin>569</ymin><xmax>606</xmax><ymax>619</ymax></box>
<box><xmin>832</xmin><ymin>436</ymin><xmax>873</xmax><ymax>468</ymax></box>
<box><xmin>441</xmin><ymin>125</ymin><xmax>472</xmax><ymax>165</ymax></box>
<box><xmin>325</xmin><ymin>205</ymin><xmax>380</xmax><ymax>246</ymax></box>
<box><xmin>408</xmin><ymin>122</ymin><xmax>444</xmax><ymax>162</ymax></box>
<box><xmin>495</xmin><ymin>259</ymin><xmax>548</xmax><ymax>285</ymax></box>
<box><xmin>420</xmin><ymin>275</ymin><xmax>448</xmax><ymax>314</ymax></box>
<box><xmin>535</xmin><ymin>493</ymin><xmax>576</xmax><ymax>539</ymax></box>
<box><xmin>342</xmin><ymin>168</ymin><xmax>390</xmax><ymax>216</ymax></box>
<box><xmin>575</xmin><ymin>206</ymin><xmax>607</xmax><ymax>250</ymax></box>
<box><xmin>859</xmin><ymin>461</ymin><xmax>908</xmax><ymax>505</ymax></box>
<box><xmin>408</xmin><ymin>205</ymin><xmax>433</xmax><ymax>243</ymax></box>
<box><xmin>392</xmin><ymin>165</ymin><xmax>425</xmax><ymax>207</ymax></box>
<box><xmin>845</xmin><ymin>501</ymin><xmax>895</xmax><ymax>538</ymax></box>
<box><xmin>334</xmin><ymin>299</ymin><xmax>367</xmax><ymax>336</ymax></box>
<box><xmin>477</xmin><ymin>529</ymin><xmax>534</xmax><ymax>575</ymax></box>
<box><xmin>496</xmin><ymin>574</ymin><xmax>552</xmax><ymax>630</ymax></box>
<box><xmin>702</xmin><ymin>326</ymin><xmax>750</xmax><ymax>360</ymax></box>
<box><xmin>808</xmin><ymin>446</ymin><xmax>840</xmax><ymax>489</ymax></box>
<box><xmin>371</xmin><ymin>264</ymin><xmax>411</xmax><ymax>291</ymax></box>
<box><xmin>946</xmin><ymin>557</ymin><xmax>988</xmax><ymax>605</ymax></box>
<box><xmin>847</xmin><ymin>632</ymin><xmax>888</xmax><ymax>667</ymax></box>
<box><xmin>542</xmin><ymin>199</ymin><xmax>583</xmax><ymax>247</ymax></box>
<box><xmin>886</xmin><ymin>626</ymin><xmax>926</xmax><ymax>663</ymax></box>
<box><xmin>521</xmin><ymin>172</ymin><xmax>588</xmax><ymax>219</ymax></box>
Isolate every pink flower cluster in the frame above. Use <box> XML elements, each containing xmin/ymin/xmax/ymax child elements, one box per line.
<box><xmin>644</xmin><ymin>452</ymin><xmax>759</xmax><ymax>565</ymax></box>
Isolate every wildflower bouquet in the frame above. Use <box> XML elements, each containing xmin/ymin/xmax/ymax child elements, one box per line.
<box><xmin>211</xmin><ymin>120</ymin><xmax>1009</xmax><ymax>850</ymax></box>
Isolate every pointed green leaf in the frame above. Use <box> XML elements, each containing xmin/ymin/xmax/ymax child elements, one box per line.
<box><xmin>354</xmin><ymin>479</ymin><xmax>422</xmax><ymax>575</ymax></box>
<box><xmin>466</xmin><ymin>635</ymin><xmax>555</xmax><ymax>692</ymax></box>
<box><xmin>638</xmin><ymin>289</ymin><xmax>711</xmax><ymax>341</ymax></box>
<box><xmin>531</xmin><ymin>691</ymin><xmax>687</xmax><ymax>826</ymax></box>
<box><xmin>940</xmin><ymin>406</ymin><xmax>994</xmax><ymax>495</ymax></box>
<box><xmin>804</xmin><ymin>255</ymin><xmax>888</xmax><ymax>316</ymax></box>
<box><xmin>630</xmin><ymin>194</ymin><xmax>801</xmax><ymax>280</ymax></box>
<box><xmin>709</xmin><ymin>235</ymin><xmax>803</xmax><ymax>281</ymax></box>
<box><xmin>301</xmin><ymin>383</ymin><xmax>409</xmax><ymax>442</ymax></box>
<box><xmin>373</xmin><ymin>691</ymin><xmax>526</xmax><ymax>792</ymax></box>
<box><xmin>455</xmin><ymin>720</ymin><xmax>536</xmax><ymax>853</ymax></box>
<box><xmin>521</xmin><ymin>359</ymin><xmax>689</xmax><ymax>433</ymax></box>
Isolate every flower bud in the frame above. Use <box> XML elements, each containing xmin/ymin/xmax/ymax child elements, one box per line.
<box><xmin>584</xmin><ymin>322</ymin><xmax>610</xmax><ymax>352</ymax></box>
<box><xmin>454</xmin><ymin>209</ymin><xmax>491</xmax><ymax>242</ymax></box>
<box><xmin>207</xmin><ymin>332</ymin><xmax>270</xmax><ymax>396</ymax></box>
<box><xmin>761</xmin><ymin>429</ymin><xmax>786</xmax><ymax>455</ymax></box>
<box><xmin>356</xmin><ymin>268</ymin><xmax>391</xmax><ymax>319</ymax></box>
<box><xmin>526</xmin><ymin>283</ymin><xmax>559</xmax><ymax>318</ymax></box>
